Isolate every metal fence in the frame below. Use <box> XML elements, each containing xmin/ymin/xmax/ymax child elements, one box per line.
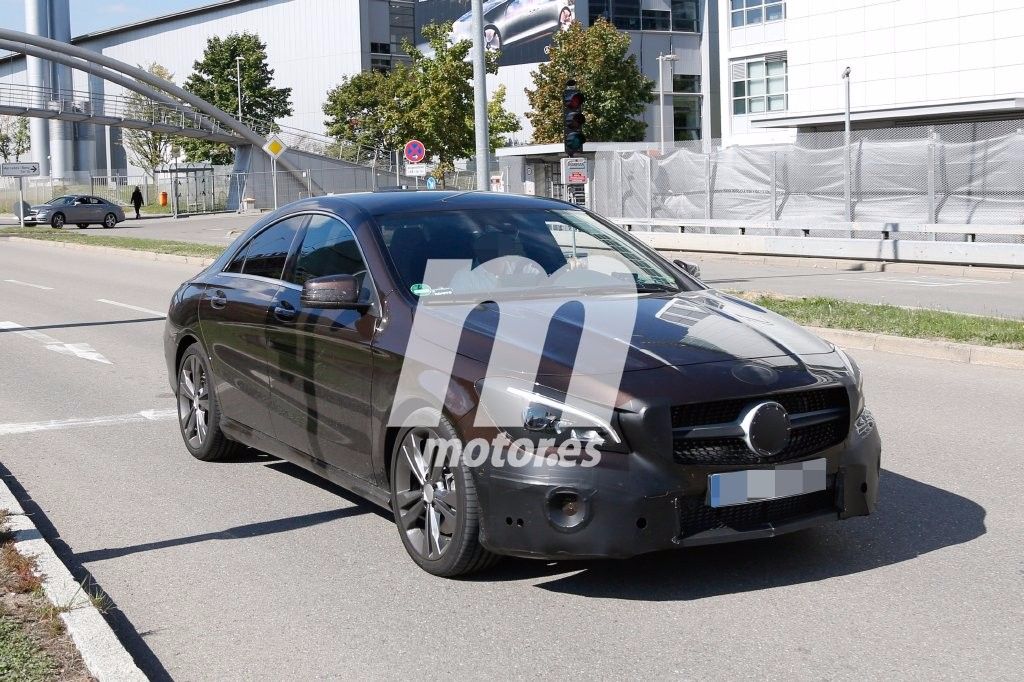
<box><xmin>594</xmin><ymin>119</ymin><xmax>1024</xmax><ymax>233</ymax></box>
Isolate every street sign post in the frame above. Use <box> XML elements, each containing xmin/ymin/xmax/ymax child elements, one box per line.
<box><xmin>262</xmin><ymin>135</ymin><xmax>288</xmax><ymax>210</ymax></box>
<box><xmin>2</xmin><ymin>162</ymin><xmax>41</xmax><ymax>228</ymax></box>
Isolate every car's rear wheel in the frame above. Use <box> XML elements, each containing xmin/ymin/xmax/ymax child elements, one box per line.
<box><xmin>102</xmin><ymin>213</ymin><xmax>117</xmax><ymax>228</ymax></box>
<box><xmin>50</xmin><ymin>213</ymin><xmax>65</xmax><ymax>229</ymax></box>
<box><xmin>176</xmin><ymin>343</ymin><xmax>239</xmax><ymax>461</ymax></box>
<box><xmin>77</xmin><ymin>223</ymin><xmax>89</xmax><ymax>228</ymax></box>
<box><xmin>390</xmin><ymin>418</ymin><xmax>498</xmax><ymax>577</ymax></box>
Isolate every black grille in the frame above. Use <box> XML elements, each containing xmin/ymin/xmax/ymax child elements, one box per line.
<box><xmin>678</xmin><ymin>488</ymin><xmax>836</xmax><ymax>539</ymax></box>
<box><xmin>671</xmin><ymin>386</ymin><xmax>848</xmax><ymax>428</ymax></box>
<box><xmin>672</xmin><ymin>386</ymin><xmax>850</xmax><ymax>465</ymax></box>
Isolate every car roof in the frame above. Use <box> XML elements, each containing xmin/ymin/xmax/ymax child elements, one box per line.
<box><xmin>298</xmin><ymin>190</ymin><xmax>579</xmax><ymax>216</ymax></box>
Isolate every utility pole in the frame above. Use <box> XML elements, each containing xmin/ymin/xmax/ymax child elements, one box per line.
<box><xmin>657</xmin><ymin>53</ymin><xmax>679</xmax><ymax>155</ymax></box>
<box><xmin>235</xmin><ymin>56</ymin><xmax>244</xmax><ymax>121</ymax></box>
<box><xmin>842</xmin><ymin>66</ymin><xmax>852</xmax><ymax>222</ymax></box>
<box><xmin>471</xmin><ymin>0</ymin><xmax>490</xmax><ymax>191</ymax></box>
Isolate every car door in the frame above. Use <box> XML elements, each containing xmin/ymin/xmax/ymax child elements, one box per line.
<box><xmin>69</xmin><ymin>196</ymin><xmax>91</xmax><ymax>223</ymax></box>
<box><xmin>198</xmin><ymin>215</ymin><xmax>306</xmax><ymax>433</ymax></box>
<box><xmin>266</xmin><ymin>213</ymin><xmax>377</xmax><ymax>481</ymax></box>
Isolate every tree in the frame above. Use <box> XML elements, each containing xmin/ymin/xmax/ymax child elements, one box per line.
<box><xmin>122</xmin><ymin>63</ymin><xmax>177</xmax><ymax>182</ymax></box>
<box><xmin>323</xmin><ymin>67</ymin><xmax>416</xmax><ymax>162</ymax></box>
<box><xmin>322</xmin><ymin>22</ymin><xmax>520</xmax><ymax>179</ymax></box>
<box><xmin>525</xmin><ymin>18</ymin><xmax>654</xmax><ymax>144</ymax></box>
<box><xmin>181</xmin><ymin>32</ymin><xmax>293</xmax><ymax>164</ymax></box>
<box><xmin>0</xmin><ymin>116</ymin><xmax>30</xmax><ymax>162</ymax></box>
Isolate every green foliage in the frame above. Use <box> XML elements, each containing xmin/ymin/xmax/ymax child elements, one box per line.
<box><xmin>525</xmin><ymin>18</ymin><xmax>654</xmax><ymax>143</ymax></box>
<box><xmin>0</xmin><ymin>615</ymin><xmax>56</xmax><ymax>682</ymax></box>
<box><xmin>181</xmin><ymin>32</ymin><xmax>293</xmax><ymax>164</ymax></box>
<box><xmin>122</xmin><ymin>63</ymin><xmax>178</xmax><ymax>180</ymax></box>
<box><xmin>322</xmin><ymin>22</ymin><xmax>520</xmax><ymax>178</ymax></box>
<box><xmin>0</xmin><ymin>116</ymin><xmax>30</xmax><ymax>163</ymax></box>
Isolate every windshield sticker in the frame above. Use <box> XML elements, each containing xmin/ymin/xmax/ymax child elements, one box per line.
<box><xmin>410</xmin><ymin>283</ymin><xmax>433</xmax><ymax>296</ymax></box>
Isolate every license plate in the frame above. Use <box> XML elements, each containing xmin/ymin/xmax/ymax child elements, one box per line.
<box><xmin>707</xmin><ymin>458</ymin><xmax>827</xmax><ymax>508</ymax></box>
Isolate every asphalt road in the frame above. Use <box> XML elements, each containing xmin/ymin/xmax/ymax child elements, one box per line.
<box><xmin>5</xmin><ymin>210</ymin><xmax>1023</xmax><ymax>318</ymax></box>
<box><xmin>0</xmin><ymin>240</ymin><xmax>1021</xmax><ymax>679</ymax></box>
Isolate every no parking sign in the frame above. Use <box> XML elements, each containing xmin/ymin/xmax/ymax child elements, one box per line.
<box><xmin>404</xmin><ymin>140</ymin><xmax>426</xmax><ymax>164</ymax></box>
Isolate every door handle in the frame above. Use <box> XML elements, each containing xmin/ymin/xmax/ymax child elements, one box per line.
<box><xmin>209</xmin><ymin>290</ymin><xmax>227</xmax><ymax>309</ymax></box>
<box><xmin>274</xmin><ymin>304</ymin><xmax>297</xmax><ymax>321</ymax></box>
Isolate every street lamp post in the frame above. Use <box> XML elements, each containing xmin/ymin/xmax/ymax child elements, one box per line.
<box><xmin>841</xmin><ymin>66</ymin><xmax>851</xmax><ymax>221</ymax></box>
<box><xmin>657</xmin><ymin>53</ymin><xmax>679</xmax><ymax>155</ymax></box>
<box><xmin>471</xmin><ymin>0</ymin><xmax>490</xmax><ymax>191</ymax></box>
<box><xmin>235</xmin><ymin>56</ymin><xmax>244</xmax><ymax>122</ymax></box>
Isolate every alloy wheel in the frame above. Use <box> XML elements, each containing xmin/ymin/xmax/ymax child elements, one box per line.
<box><xmin>51</xmin><ymin>214</ymin><xmax>64</xmax><ymax>228</ymax></box>
<box><xmin>104</xmin><ymin>213</ymin><xmax>117</xmax><ymax>228</ymax></box>
<box><xmin>394</xmin><ymin>428</ymin><xmax>458</xmax><ymax>561</ymax></box>
<box><xmin>177</xmin><ymin>354</ymin><xmax>210</xmax><ymax>449</ymax></box>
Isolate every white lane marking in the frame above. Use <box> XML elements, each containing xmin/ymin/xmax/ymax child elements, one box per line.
<box><xmin>836</xmin><ymin>276</ymin><xmax>1010</xmax><ymax>288</ymax></box>
<box><xmin>4</xmin><ymin>279</ymin><xmax>54</xmax><ymax>290</ymax></box>
<box><xmin>96</xmin><ymin>298</ymin><xmax>167</xmax><ymax>317</ymax></box>
<box><xmin>0</xmin><ymin>408</ymin><xmax>178</xmax><ymax>436</ymax></box>
<box><xmin>0</xmin><ymin>321</ymin><xmax>113</xmax><ymax>365</ymax></box>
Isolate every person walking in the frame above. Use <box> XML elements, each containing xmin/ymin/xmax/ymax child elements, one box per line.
<box><xmin>130</xmin><ymin>186</ymin><xmax>143</xmax><ymax>219</ymax></box>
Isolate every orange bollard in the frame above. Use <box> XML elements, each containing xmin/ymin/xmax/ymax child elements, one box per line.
<box><xmin>159</xmin><ymin>191</ymin><xmax>168</xmax><ymax>207</ymax></box>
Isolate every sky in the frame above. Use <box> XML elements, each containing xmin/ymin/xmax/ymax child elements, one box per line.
<box><xmin>2</xmin><ymin>0</ymin><xmax>213</xmax><ymax>37</ymax></box>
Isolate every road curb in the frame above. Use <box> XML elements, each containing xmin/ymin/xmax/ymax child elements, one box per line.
<box><xmin>806</xmin><ymin>326</ymin><xmax>1024</xmax><ymax>369</ymax></box>
<box><xmin>6</xmin><ymin>236</ymin><xmax>217</xmax><ymax>267</ymax></box>
<box><xmin>0</xmin><ymin>480</ymin><xmax>147</xmax><ymax>681</ymax></box>
<box><xmin>661</xmin><ymin>249</ymin><xmax>1024</xmax><ymax>281</ymax></box>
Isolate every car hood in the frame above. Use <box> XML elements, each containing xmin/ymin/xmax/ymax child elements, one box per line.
<box><xmin>408</xmin><ymin>289</ymin><xmax>834</xmax><ymax>376</ymax></box>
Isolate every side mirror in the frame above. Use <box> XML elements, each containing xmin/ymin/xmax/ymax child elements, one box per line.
<box><xmin>673</xmin><ymin>258</ymin><xmax>701</xmax><ymax>279</ymax></box>
<box><xmin>300</xmin><ymin>274</ymin><xmax>368</xmax><ymax>311</ymax></box>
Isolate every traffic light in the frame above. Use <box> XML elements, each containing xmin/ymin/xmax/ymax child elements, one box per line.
<box><xmin>563</xmin><ymin>79</ymin><xmax>585</xmax><ymax>156</ymax></box>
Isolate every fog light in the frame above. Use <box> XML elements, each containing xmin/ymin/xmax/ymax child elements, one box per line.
<box><xmin>545</xmin><ymin>488</ymin><xmax>590</xmax><ymax>532</ymax></box>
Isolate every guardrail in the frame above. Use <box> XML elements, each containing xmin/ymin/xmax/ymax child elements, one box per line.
<box><xmin>610</xmin><ymin>218</ymin><xmax>1024</xmax><ymax>268</ymax></box>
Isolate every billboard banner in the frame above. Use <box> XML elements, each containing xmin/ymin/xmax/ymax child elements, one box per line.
<box><xmin>414</xmin><ymin>0</ymin><xmax>578</xmax><ymax>67</ymax></box>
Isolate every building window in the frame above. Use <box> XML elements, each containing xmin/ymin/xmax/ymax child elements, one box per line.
<box><xmin>673</xmin><ymin>95</ymin><xmax>701</xmax><ymax>141</ymax></box>
<box><xmin>371</xmin><ymin>56</ymin><xmax>391</xmax><ymax>73</ymax></box>
<box><xmin>672</xmin><ymin>74</ymin><xmax>701</xmax><ymax>93</ymax></box>
<box><xmin>730</xmin><ymin>0</ymin><xmax>785</xmax><ymax>28</ymax></box>
<box><xmin>390</xmin><ymin>0</ymin><xmax>414</xmax><ymax>53</ymax></box>
<box><xmin>370</xmin><ymin>42</ymin><xmax>390</xmax><ymax>55</ymax></box>
<box><xmin>642</xmin><ymin>10</ymin><xmax>670</xmax><ymax>31</ymax></box>
<box><xmin>671</xmin><ymin>1</ymin><xmax>699</xmax><ymax>32</ymax></box>
<box><xmin>731</xmin><ymin>56</ymin><xmax>787</xmax><ymax>115</ymax></box>
<box><xmin>592</xmin><ymin>1</ymin><xmax>699</xmax><ymax>32</ymax></box>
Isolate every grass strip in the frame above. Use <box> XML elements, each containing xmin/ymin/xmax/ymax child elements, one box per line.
<box><xmin>0</xmin><ymin>227</ymin><xmax>224</xmax><ymax>259</ymax></box>
<box><xmin>739</xmin><ymin>292</ymin><xmax>1024</xmax><ymax>349</ymax></box>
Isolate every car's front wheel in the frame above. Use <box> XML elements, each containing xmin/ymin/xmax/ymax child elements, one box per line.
<box><xmin>176</xmin><ymin>343</ymin><xmax>239</xmax><ymax>461</ymax></box>
<box><xmin>390</xmin><ymin>418</ymin><xmax>498</xmax><ymax>577</ymax></box>
<box><xmin>102</xmin><ymin>213</ymin><xmax>117</xmax><ymax>228</ymax></box>
<box><xmin>50</xmin><ymin>213</ymin><xmax>65</xmax><ymax>228</ymax></box>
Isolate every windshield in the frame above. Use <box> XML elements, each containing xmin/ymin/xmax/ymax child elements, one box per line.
<box><xmin>375</xmin><ymin>208</ymin><xmax>693</xmax><ymax>300</ymax></box>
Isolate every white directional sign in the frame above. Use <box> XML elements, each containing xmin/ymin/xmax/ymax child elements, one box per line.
<box><xmin>560</xmin><ymin>157</ymin><xmax>589</xmax><ymax>185</ymax></box>
<box><xmin>1</xmin><ymin>162</ymin><xmax>41</xmax><ymax>177</ymax></box>
<box><xmin>405</xmin><ymin>164</ymin><xmax>432</xmax><ymax>177</ymax></box>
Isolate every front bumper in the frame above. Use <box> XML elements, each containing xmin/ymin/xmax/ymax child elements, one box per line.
<box><xmin>472</xmin><ymin>412</ymin><xmax>880</xmax><ymax>560</ymax></box>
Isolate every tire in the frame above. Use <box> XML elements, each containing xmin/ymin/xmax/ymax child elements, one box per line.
<box><xmin>390</xmin><ymin>416</ymin><xmax>499</xmax><ymax>577</ymax></box>
<box><xmin>77</xmin><ymin>223</ymin><xmax>89</xmax><ymax>228</ymax></box>
<box><xmin>176</xmin><ymin>343</ymin><xmax>239</xmax><ymax>462</ymax></box>
<box><xmin>50</xmin><ymin>213</ymin><xmax>65</xmax><ymax>229</ymax></box>
<box><xmin>102</xmin><ymin>212</ymin><xmax>117</xmax><ymax>228</ymax></box>
<box><xmin>483</xmin><ymin>25</ymin><xmax>501</xmax><ymax>51</ymax></box>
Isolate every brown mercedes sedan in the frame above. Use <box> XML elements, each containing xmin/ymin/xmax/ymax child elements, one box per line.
<box><xmin>164</xmin><ymin>191</ymin><xmax>880</xmax><ymax>577</ymax></box>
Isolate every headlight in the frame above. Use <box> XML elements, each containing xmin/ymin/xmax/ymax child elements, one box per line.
<box><xmin>474</xmin><ymin>377</ymin><xmax>624</xmax><ymax>449</ymax></box>
<box><xmin>835</xmin><ymin>347</ymin><xmax>865</xmax><ymax>417</ymax></box>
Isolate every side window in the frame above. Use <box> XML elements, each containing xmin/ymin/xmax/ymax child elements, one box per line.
<box><xmin>288</xmin><ymin>215</ymin><xmax>368</xmax><ymax>286</ymax></box>
<box><xmin>234</xmin><ymin>216</ymin><xmax>304</xmax><ymax>281</ymax></box>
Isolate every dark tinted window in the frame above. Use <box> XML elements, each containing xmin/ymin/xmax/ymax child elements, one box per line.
<box><xmin>289</xmin><ymin>215</ymin><xmax>366</xmax><ymax>285</ymax></box>
<box><xmin>235</xmin><ymin>216</ymin><xmax>304</xmax><ymax>280</ymax></box>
